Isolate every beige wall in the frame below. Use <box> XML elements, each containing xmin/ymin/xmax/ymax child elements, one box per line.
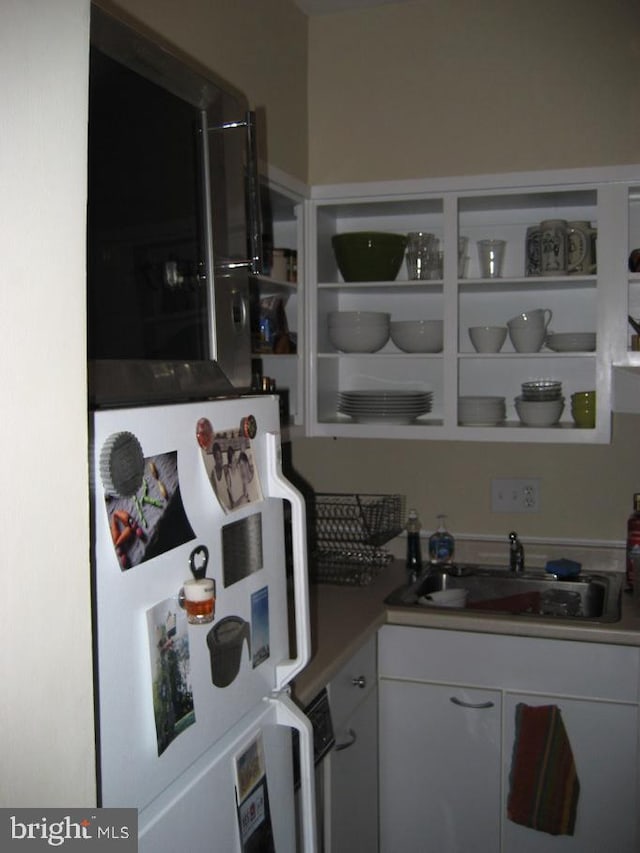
<box><xmin>1</xmin><ymin>0</ymin><xmax>95</xmax><ymax>805</ymax></box>
<box><xmin>108</xmin><ymin>0</ymin><xmax>309</xmax><ymax>182</ymax></box>
<box><xmin>308</xmin><ymin>0</ymin><xmax>640</xmax><ymax>184</ymax></box>
<box><xmin>291</xmin><ymin>413</ymin><xmax>640</xmax><ymax>546</ymax></box>
<box><xmin>296</xmin><ymin>0</ymin><xmax>640</xmax><ymax>547</ymax></box>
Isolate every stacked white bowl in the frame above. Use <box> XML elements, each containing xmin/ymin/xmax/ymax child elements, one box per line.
<box><xmin>515</xmin><ymin>379</ymin><xmax>564</xmax><ymax>426</ymax></box>
<box><xmin>458</xmin><ymin>396</ymin><xmax>506</xmax><ymax>426</ymax></box>
<box><xmin>390</xmin><ymin>320</ymin><xmax>443</xmax><ymax>353</ymax></box>
<box><xmin>328</xmin><ymin>311</ymin><xmax>390</xmax><ymax>353</ymax></box>
<box><xmin>545</xmin><ymin>332</ymin><xmax>596</xmax><ymax>352</ymax></box>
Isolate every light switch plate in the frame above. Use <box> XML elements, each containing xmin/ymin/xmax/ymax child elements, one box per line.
<box><xmin>491</xmin><ymin>478</ymin><xmax>540</xmax><ymax>513</ymax></box>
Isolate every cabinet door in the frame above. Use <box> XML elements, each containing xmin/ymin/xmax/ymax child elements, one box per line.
<box><xmin>503</xmin><ymin>693</ymin><xmax>638</xmax><ymax>853</ymax></box>
<box><xmin>379</xmin><ymin>678</ymin><xmax>501</xmax><ymax>853</ymax></box>
<box><xmin>327</xmin><ymin>686</ymin><xmax>378</xmax><ymax>853</ymax></box>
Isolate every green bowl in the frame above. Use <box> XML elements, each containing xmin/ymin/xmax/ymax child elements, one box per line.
<box><xmin>332</xmin><ymin>232</ymin><xmax>407</xmax><ymax>282</ymax></box>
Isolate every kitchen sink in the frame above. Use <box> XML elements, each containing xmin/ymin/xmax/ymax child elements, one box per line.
<box><xmin>385</xmin><ymin>564</ymin><xmax>623</xmax><ymax>623</ymax></box>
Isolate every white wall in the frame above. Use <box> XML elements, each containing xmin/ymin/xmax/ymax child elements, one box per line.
<box><xmin>0</xmin><ymin>0</ymin><xmax>95</xmax><ymax>805</ymax></box>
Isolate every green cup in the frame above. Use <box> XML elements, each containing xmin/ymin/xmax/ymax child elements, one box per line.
<box><xmin>571</xmin><ymin>407</ymin><xmax>595</xmax><ymax>428</ymax></box>
<box><xmin>571</xmin><ymin>390</ymin><xmax>595</xmax><ymax>407</ymax></box>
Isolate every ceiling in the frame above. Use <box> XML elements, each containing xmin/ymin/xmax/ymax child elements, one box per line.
<box><xmin>294</xmin><ymin>0</ymin><xmax>412</xmax><ymax>15</ymax></box>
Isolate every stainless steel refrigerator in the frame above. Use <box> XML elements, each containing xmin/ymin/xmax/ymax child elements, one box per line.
<box><xmin>90</xmin><ymin>393</ymin><xmax>316</xmax><ymax>851</ymax></box>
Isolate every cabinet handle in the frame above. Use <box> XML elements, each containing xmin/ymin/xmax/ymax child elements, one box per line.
<box><xmin>334</xmin><ymin>728</ymin><xmax>357</xmax><ymax>752</ymax></box>
<box><xmin>450</xmin><ymin>696</ymin><xmax>495</xmax><ymax>710</ymax></box>
<box><xmin>352</xmin><ymin>675</ymin><xmax>366</xmax><ymax>689</ymax></box>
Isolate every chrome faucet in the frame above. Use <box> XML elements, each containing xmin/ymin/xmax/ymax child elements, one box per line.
<box><xmin>509</xmin><ymin>531</ymin><xmax>525</xmax><ymax>573</ymax></box>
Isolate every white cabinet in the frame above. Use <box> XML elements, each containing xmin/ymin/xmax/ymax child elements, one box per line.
<box><xmin>306</xmin><ymin>165</ymin><xmax>640</xmax><ymax>443</ymax></box>
<box><xmin>612</xmin><ymin>181</ymin><xmax>640</xmax><ymax>412</ymax></box>
<box><xmin>378</xmin><ymin>625</ymin><xmax>640</xmax><ymax>853</ymax></box>
<box><xmin>502</xmin><ymin>692</ymin><xmax>638</xmax><ymax>853</ymax></box>
<box><xmin>326</xmin><ymin>635</ymin><xmax>378</xmax><ymax>853</ymax></box>
<box><xmin>379</xmin><ymin>678</ymin><xmax>501</xmax><ymax>852</ymax></box>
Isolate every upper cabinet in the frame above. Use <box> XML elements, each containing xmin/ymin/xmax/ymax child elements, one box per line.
<box><xmin>305</xmin><ymin>166</ymin><xmax>640</xmax><ymax>443</ymax></box>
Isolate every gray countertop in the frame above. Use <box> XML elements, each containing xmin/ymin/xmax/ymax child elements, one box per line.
<box><xmin>292</xmin><ymin>560</ymin><xmax>640</xmax><ymax>707</ymax></box>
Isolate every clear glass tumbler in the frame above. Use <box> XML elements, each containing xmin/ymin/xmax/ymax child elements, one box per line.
<box><xmin>406</xmin><ymin>232</ymin><xmax>436</xmax><ymax>280</ymax></box>
<box><xmin>477</xmin><ymin>239</ymin><xmax>506</xmax><ymax>278</ymax></box>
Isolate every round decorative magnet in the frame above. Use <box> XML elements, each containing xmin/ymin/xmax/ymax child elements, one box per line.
<box><xmin>99</xmin><ymin>432</ymin><xmax>144</xmax><ymax>497</ymax></box>
<box><xmin>196</xmin><ymin>417</ymin><xmax>214</xmax><ymax>451</ymax></box>
<box><xmin>240</xmin><ymin>415</ymin><xmax>257</xmax><ymax>439</ymax></box>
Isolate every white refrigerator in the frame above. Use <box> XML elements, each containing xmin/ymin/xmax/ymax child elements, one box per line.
<box><xmin>90</xmin><ymin>393</ymin><xmax>316</xmax><ymax>851</ymax></box>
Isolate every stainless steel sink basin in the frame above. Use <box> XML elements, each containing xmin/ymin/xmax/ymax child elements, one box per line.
<box><xmin>385</xmin><ymin>564</ymin><xmax>623</xmax><ymax>623</ymax></box>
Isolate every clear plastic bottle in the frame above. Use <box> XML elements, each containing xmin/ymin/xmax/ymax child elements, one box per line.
<box><xmin>405</xmin><ymin>509</ymin><xmax>423</xmax><ymax>583</ymax></box>
<box><xmin>428</xmin><ymin>514</ymin><xmax>455</xmax><ymax>565</ymax></box>
<box><xmin>625</xmin><ymin>493</ymin><xmax>640</xmax><ymax>591</ymax></box>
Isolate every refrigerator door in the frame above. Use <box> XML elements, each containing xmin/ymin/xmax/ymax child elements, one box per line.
<box><xmin>139</xmin><ymin>693</ymin><xmax>317</xmax><ymax>852</ymax></box>
<box><xmin>87</xmin><ymin>5</ymin><xmax>259</xmax><ymax>391</ymax></box>
<box><xmin>91</xmin><ymin>395</ymin><xmax>311</xmax><ymax>815</ymax></box>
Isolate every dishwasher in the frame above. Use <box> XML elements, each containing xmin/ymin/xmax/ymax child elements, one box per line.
<box><xmin>293</xmin><ymin>687</ymin><xmax>335</xmax><ymax>850</ymax></box>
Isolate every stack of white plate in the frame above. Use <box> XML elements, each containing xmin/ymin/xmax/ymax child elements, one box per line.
<box><xmin>458</xmin><ymin>396</ymin><xmax>506</xmax><ymax>426</ymax></box>
<box><xmin>545</xmin><ymin>332</ymin><xmax>596</xmax><ymax>352</ymax></box>
<box><xmin>338</xmin><ymin>390</ymin><xmax>433</xmax><ymax>424</ymax></box>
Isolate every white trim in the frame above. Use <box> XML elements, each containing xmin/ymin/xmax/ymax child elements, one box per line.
<box><xmin>310</xmin><ymin>164</ymin><xmax>640</xmax><ymax>202</ymax></box>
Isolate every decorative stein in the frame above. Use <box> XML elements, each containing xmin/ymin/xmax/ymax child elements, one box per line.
<box><xmin>567</xmin><ymin>221</ymin><xmax>595</xmax><ymax>275</ymax></box>
<box><xmin>525</xmin><ymin>225</ymin><xmax>541</xmax><ymax>276</ymax></box>
<box><xmin>540</xmin><ymin>219</ymin><xmax>568</xmax><ymax>276</ymax></box>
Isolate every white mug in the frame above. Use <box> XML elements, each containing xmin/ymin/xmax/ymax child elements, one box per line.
<box><xmin>567</xmin><ymin>221</ymin><xmax>596</xmax><ymax>274</ymax></box>
<box><xmin>540</xmin><ymin>219</ymin><xmax>568</xmax><ymax>276</ymax></box>
<box><xmin>508</xmin><ymin>325</ymin><xmax>547</xmax><ymax>353</ymax></box>
<box><xmin>468</xmin><ymin>325</ymin><xmax>508</xmax><ymax>353</ymax></box>
<box><xmin>507</xmin><ymin>309</ymin><xmax>552</xmax><ymax>329</ymax></box>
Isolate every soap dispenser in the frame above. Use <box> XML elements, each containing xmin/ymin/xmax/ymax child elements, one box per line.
<box><xmin>428</xmin><ymin>514</ymin><xmax>455</xmax><ymax>565</ymax></box>
<box><xmin>405</xmin><ymin>509</ymin><xmax>423</xmax><ymax>583</ymax></box>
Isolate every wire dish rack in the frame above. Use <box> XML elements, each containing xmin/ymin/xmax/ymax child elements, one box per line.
<box><xmin>307</xmin><ymin>493</ymin><xmax>405</xmax><ymax>585</ymax></box>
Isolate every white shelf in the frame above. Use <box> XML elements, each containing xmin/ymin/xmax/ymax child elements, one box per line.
<box><xmin>305</xmin><ymin>166</ymin><xmax>640</xmax><ymax>443</ymax></box>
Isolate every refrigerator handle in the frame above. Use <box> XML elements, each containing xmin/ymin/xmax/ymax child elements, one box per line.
<box><xmin>267</xmin><ymin>691</ymin><xmax>317</xmax><ymax>853</ymax></box>
<box><xmin>244</xmin><ymin>110</ymin><xmax>264</xmax><ymax>276</ymax></box>
<box><xmin>263</xmin><ymin>432</ymin><xmax>312</xmax><ymax>689</ymax></box>
<box><xmin>205</xmin><ymin>111</ymin><xmax>264</xmax><ymax>275</ymax></box>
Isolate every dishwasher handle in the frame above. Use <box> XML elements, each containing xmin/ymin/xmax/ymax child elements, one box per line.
<box><xmin>334</xmin><ymin>728</ymin><xmax>357</xmax><ymax>752</ymax></box>
<box><xmin>450</xmin><ymin>696</ymin><xmax>495</xmax><ymax>710</ymax></box>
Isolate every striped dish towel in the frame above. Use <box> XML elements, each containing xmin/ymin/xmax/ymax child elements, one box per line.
<box><xmin>507</xmin><ymin>703</ymin><xmax>580</xmax><ymax>835</ymax></box>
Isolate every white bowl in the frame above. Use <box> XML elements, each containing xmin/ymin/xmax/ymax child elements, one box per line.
<box><xmin>458</xmin><ymin>396</ymin><xmax>506</xmax><ymax>410</ymax></box>
<box><xmin>546</xmin><ymin>332</ymin><xmax>596</xmax><ymax>352</ymax></box>
<box><xmin>515</xmin><ymin>396</ymin><xmax>565</xmax><ymax>427</ymax></box>
<box><xmin>468</xmin><ymin>325</ymin><xmax>507</xmax><ymax>353</ymax></box>
<box><xmin>328</xmin><ymin>311</ymin><xmax>390</xmax><ymax>327</ymax></box>
<box><xmin>328</xmin><ymin>324</ymin><xmax>390</xmax><ymax>353</ymax></box>
<box><xmin>418</xmin><ymin>588</ymin><xmax>468</xmax><ymax>608</ymax></box>
<box><xmin>458</xmin><ymin>396</ymin><xmax>506</xmax><ymax>425</ymax></box>
<box><xmin>390</xmin><ymin>320</ymin><xmax>443</xmax><ymax>353</ymax></box>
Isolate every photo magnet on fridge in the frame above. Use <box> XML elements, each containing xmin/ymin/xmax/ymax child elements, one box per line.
<box><xmin>234</xmin><ymin>734</ymin><xmax>275</xmax><ymax>853</ymax></box>
<box><xmin>146</xmin><ymin>599</ymin><xmax>195</xmax><ymax>755</ymax></box>
<box><xmin>103</xmin><ymin>449</ymin><xmax>196</xmax><ymax>571</ymax></box>
<box><xmin>196</xmin><ymin>417</ymin><xmax>263</xmax><ymax>513</ymax></box>
<box><xmin>251</xmin><ymin>586</ymin><xmax>270</xmax><ymax>668</ymax></box>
